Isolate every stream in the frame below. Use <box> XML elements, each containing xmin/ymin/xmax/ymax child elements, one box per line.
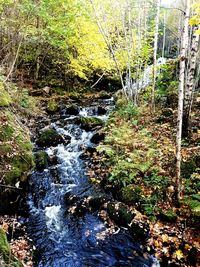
<box><xmin>27</xmin><ymin>97</ymin><xmax>159</xmax><ymax>267</ymax></box>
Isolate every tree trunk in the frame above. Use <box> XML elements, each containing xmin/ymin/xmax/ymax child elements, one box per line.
<box><xmin>182</xmin><ymin>25</ymin><xmax>200</xmax><ymax>138</ymax></box>
<box><xmin>175</xmin><ymin>0</ymin><xmax>190</xmax><ymax>203</ymax></box>
<box><xmin>151</xmin><ymin>0</ymin><xmax>160</xmax><ymax>112</ymax></box>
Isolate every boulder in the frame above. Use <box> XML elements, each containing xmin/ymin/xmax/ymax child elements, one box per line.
<box><xmin>128</xmin><ymin>221</ymin><xmax>149</xmax><ymax>242</ymax></box>
<box><xmin>107</xmin><ymin>201</ymin><xmax>134</xmax><ymax>227</ymax></box>
<box><xmin>37</xmin><ymin>128</ymin><xmax>71</xmax><ymax>147</ymax></box>
<box><xmin>34</xmin><ymin>151</ymin><xmax>48</xmax><ymax>170</ymax></box>
<box><xmin>157</xmin><ymin>108</ymin><xmax>173</xmax><ymax>123</ymax></box>
<box><xmin>76</xmin><ymin>117</ymin><xmax>104</xmax><ymax>131</ymax></box>
<box><xmin>90</xmin><ymin>132</ymin><xmax>105</xmax><ymax>144</ymax></box>
<box><xmin>97</xmin><ymin>106</ymin><xmax>107</xmax><ymax>115</ymax></box>
<box><xmin>66</xmin><ymin>104</ymin><xmax>79</xmax><ymax>115</ymax></box>
<box><xmin>89</xmin><ymin>195</ymin><xmax>109</xmax><ymax>210</ymax></box>
<box><xmin>98</xmin><ymin>90</ymin><xmax>111</xmax><ymax>99</ymax></box>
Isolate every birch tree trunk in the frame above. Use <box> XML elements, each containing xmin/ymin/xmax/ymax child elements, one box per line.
<box><xmin>182</xmin><ymin>25</ymin><xmax>200</xmax><ymax>138</ymax></box>
<box><xmin>175</xmin><ymin>0</ymin><xmax>190</xmax><ymax>203</ymax></box>
<box><xmin>151</xmin><ymin>0</ymin><xmax>160</xmax><ymax>112</ymax></box>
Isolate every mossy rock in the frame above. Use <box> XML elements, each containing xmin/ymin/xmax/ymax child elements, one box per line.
<box><xmin>4</xmin><ymin>154</ymin><xmax>34</xmax><ymax>185</ymax></box>
<box><xmin>90</xmin><ymin>131</ymin><xmax>105</xmax><ymax>144</ymax></box>
<box><xmin>0</xmin><ymin>111</ymin><xmax>34</xmax><ymax>185</ymax></box>
<box><xmin>160</xmin><ymin>209</ymin><xmax>177</xmax><ymax>223</ymax></box>
<box><xmin>157</xmin><ymin>108</ymin><xmax>173</xmax><ymax>123</ymax></box>
<box><xmin>119</xmin><ymin>186</ymin><xmax>143</xmax><ymax>205</ymax></box>
<box><xmin>0</xmin><ymin>83</ymin><xmax>12</xmax><ymax>107</ymax></box>
<box><xmin>129</xmin><ymin>221</ymin><xmax>149</xmax><ymax>242</ymax></box>
<box><xmin>161</xmin><ymin>108</ymin><xmax>173</xmax><ymax>117</ymax></box>
<box><xmin>107</xmin><ymin>201</ymin><xmax>134</xmax><ymax>227</ymax></box>
<box><xmin>34</xmin><ymin>151</ymin><xmax>49</xmax><ymax>170</ymax></box>
<box><xmin>37</xmin><ymin>128</ymin><xmax>66</xmax><ymax>147</ymax></box>
<box><xmin>98</xmin><ymin>90</ymin><xmax>111</xmax><ymax>99</ymax></box>
<box><xmin>0</xmin><ymin>229</ymin><xmax>22</xmax><ymax>266</ymax></box>
<box><xmin>47</xmin><ymin>101</ymin><xmax>59</xmax><ymax>113</ymax></box>
<box><xmin>66</xmin><ymin>104</ymin><xmax>79</xmax><ymax>115</ymax></box>
<box><xmin>76</xmin><ymin>117</ymin><xmax>104</xmax><ymax>131</ymax></box>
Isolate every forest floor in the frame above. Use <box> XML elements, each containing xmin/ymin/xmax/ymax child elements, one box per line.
<box><xmin>86</xmin><ymin>96</ymin><xmax>200</xmax><ymax>266</ymax></box>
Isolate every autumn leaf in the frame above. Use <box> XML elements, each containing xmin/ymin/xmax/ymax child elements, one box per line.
<box><xmin>175</xmin><ymin>250</ymin><xmax>184</xmax><ymax>260</ymax></box>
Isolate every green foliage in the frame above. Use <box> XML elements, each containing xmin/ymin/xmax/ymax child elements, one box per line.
<box><xmin>0</xmin><ymin>229</ymin><xmax>22</xmax><ymax>266</ymax></box>
<box><xmin>119</xmin><ymin>185</ymin><xmax>143</xmax><ymax>205</ymax></box>
<box><xmin>20</xmin><ymin>89</ymin><xmax>29</xmax><ymax>108</ymax></box>
<box><xmin>144</xmin><ymin>172</ymin><xmax>169</xmax><ymax>200</ymax></box>
<box><xmin>0</xmin><ymin>111</ymin><xmax>34</xmax><ymax>185</ymax></box>
<box><xmin>156</xmin><ymin>60</ymin><xmax>179</xmax><ymax>107</ymax></box>
<box><xmin>100</xmin><ymin>104</ymin><xmax>161</xmax><ymax>187</ymax></box>
<box><xmin>47</xmin><ymin>101</ymin><xmax>59</xmax><ymax>113</ymax></box>
<box><xmin>184</xmin><ymin>172</ymin><xmax>200</xmax><ymax>195</ymax></box>
<box><xmin>181</xmin><ymin>156</ymin><xmax>199</xmax><ymax>179</ymax></box>
<box><xmin>116</xmin><ymin>102</ymin><xmax>139</xmax><ymax>120</ymax></box>
<box><xmin>160</xmin><ymin>209</ymin><xmax>177</xmax><ymax>223</ymax></box>
<box><xmin>0</xmin><ymin>83</ymin><xmax>12</xmax><ymax>107</ymax></box>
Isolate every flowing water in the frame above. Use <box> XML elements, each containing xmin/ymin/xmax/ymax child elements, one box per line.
<box><xmin>28</xmin><ymin>98</ymin><xmax>160</xmax><ymax>267</ymax></box>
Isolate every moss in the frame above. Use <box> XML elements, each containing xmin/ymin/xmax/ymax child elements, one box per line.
<box><xmin>0</xmin><ymin>111</ymin><xmax>34</xmax><ymax>184</ymax></box>
<box><xmin>77</xmin><ymin>117</ymin><xmax>104</xmax><ymax>131</ymax></box>
<box><xmin>160</xmin><ymin>209</ymin><xmax>177</xmax><ymax>223</ymax></box>
<box><xmin>119</xmin><ymin>185</ymin><xmax>142</xmax><ymax>205</ymax></box>
<box><xmin>5</xmin><ymin>153</ymin><xmax>34</xmax><ymax>185</ymax></box>
<box><xmin>98</xmin><ymin>90</ymin><xmax>110</xmax><ymax>99</ymax></box>
<box><xmin>0</xmin><ymin>229</ymin><xmax>10</xmax><ymax>262</ymax></box>
<box><xmin>107</xmin><ymin>201</ymin><xmax>134</xmax><ymax>227</ymax></box>
<box><xmin>0</xmin><ymin>83</ymin><xmax>12</xmax><ymax>107</ymax></box>
<box><xmin>47</xmin><ymin>101</ymin><xmax>59</xmax><ymax>113</ymax></box>
<box><xmin>34</xmin><ymin>151</ymin><xmax>48</xmax><ymax>170</ymax></box>
<box><xmin>0</xmin><ymin>144</ymin><xmax>12</xmax><ymax>155</ymax></box>
<box><xmin>37</xmin><ymin>128</ymin><xmax>63</xmax><ymax>147</ymax></box>
<box><xmin>0</xmin><ymin>229</ymin><xmax>22</xmax><ymax>266</ymax></box>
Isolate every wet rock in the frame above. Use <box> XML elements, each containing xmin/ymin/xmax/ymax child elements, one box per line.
<box><xmin>66</xmin><ymin>104</ymin><xmax>79</xmax><ymax>115</ymax></box>
<box><xmin>76</xmin><ymin>117</ymin><xmax>104</xmax><ymax>131</ymax></box>
<box><xmin>129</xmin><ymin>221</ymin><xmax>149</xmax><ymax>242</ymax></box>
<box><xmin>34</xmin><ymin>151</ymin><xmax>48</xmax><ymax>170</ymax></box>
<box><xmin>80</xmin><ymin>146</ymin><xmax>96</xmax><ymax>159</ymax></box>
<box><xmin>97</xmin><ymin>106</ymin><xmax>107</xmax><ymax>115</ymax></box>
<box><xmin>37</xmin><ymin>128</ymin><xmax>71</xmax><ymax>147</ymax></box>
<box><xmin>107</xmin><ymin>201</ymin><xmax>134</xmax><ymax>227</ymax></box>
<box><xmin>89</xmin><ymin>195</ymin><xmax>109</xmax><ymax>210</ymax></box>
<box><xmin>91</xmin><ymin>132</ymin><xmax>105</xmax><ymax>144</ymax></box>
<box><xmin>65</xmin><ymin>193</ymin><xmax>80</xmax><ymax>206</ymax></box>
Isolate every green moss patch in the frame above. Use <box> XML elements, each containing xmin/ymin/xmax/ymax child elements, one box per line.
<box><xmin>77</xmin><ymin>117</ymin><xmax>104</xmax><ymax>131</ymax></box>
<box><xmin>0</xmin><ymin>82</ymin><xmax>12</xmax><ymax>107</ymax></box>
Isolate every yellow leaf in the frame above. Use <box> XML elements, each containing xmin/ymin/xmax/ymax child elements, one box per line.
<box><xmin>175</xmin><ymin>250</ymin><xmax>184</xmax><ymax>260</ymax></box>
